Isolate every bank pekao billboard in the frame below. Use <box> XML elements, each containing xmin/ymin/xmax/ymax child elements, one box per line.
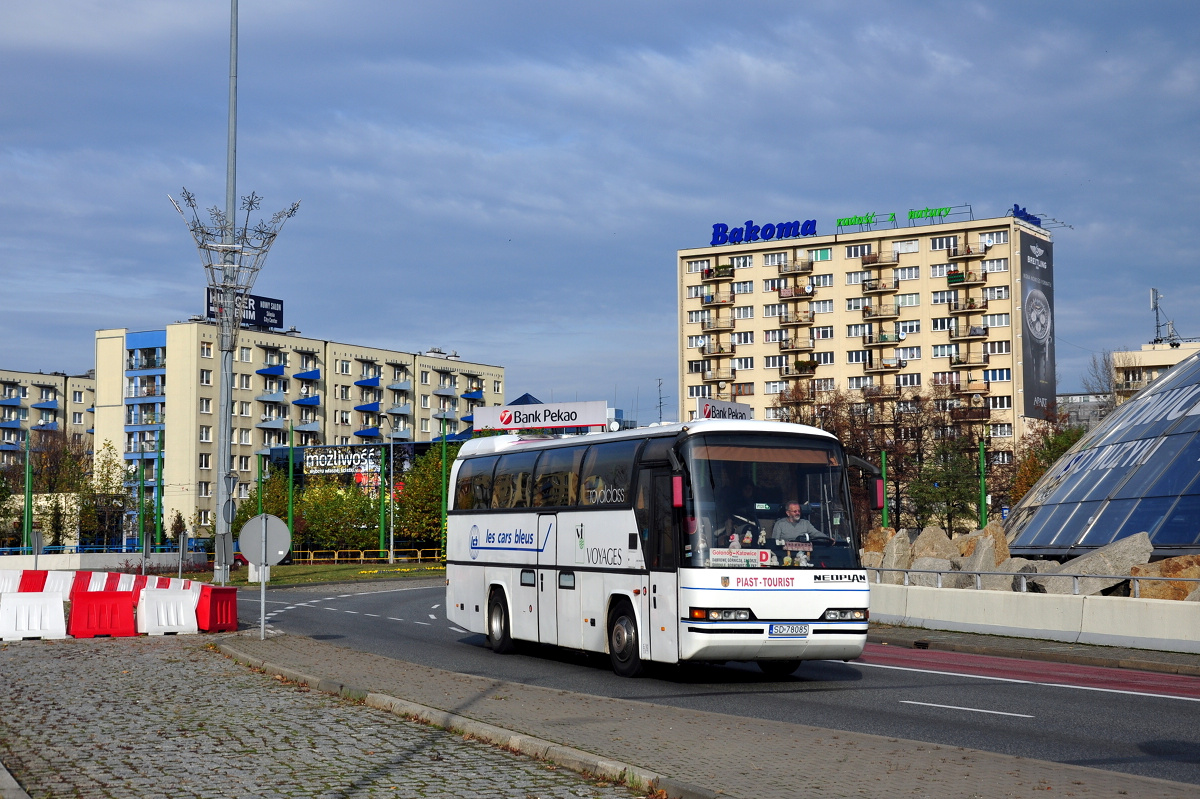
<box><xmin>695</xmin><ymin>397</ymin><xmax>754</xmax><ymax>420</ymax></box>
<box><xmin>474</xmin><ymin>401</ymin><xmax>608</xmax><ymax>431</ymax></box>
<box><xmin>1019</xmin><ymin>231</ymin><xmax>1055</xmax><ymax>418</ymax></box>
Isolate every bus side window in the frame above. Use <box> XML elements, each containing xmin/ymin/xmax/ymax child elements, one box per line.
<box><xmin>493</xmin><ymin>451</ymin><xmax>539</xmax><ymax>508</ymax></box>
<box><xmin>652</xmin><ymin>472</ymin><xmax>677</xmax><ymax>569</ymax></box>
<box><xmin>455</xmin><ymin>456</ymin><xmax>497</xmax><ymax>511</ymax></box>
<box><xmin>533</xmin><ymin>446</ymin><xmax>586</xmax><ymax>507</ymax></box>
<box><xmin>579</xmin><ymin>440</ymin><xmax>640</xmax><ymax>506</ymax></box>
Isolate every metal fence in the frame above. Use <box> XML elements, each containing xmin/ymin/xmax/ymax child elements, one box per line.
<box><xmin>289</xmin><ymin>549</ymin><xmax>443</xmax><ymax>565</ymax></box>
<box><xmin>869</xmin><ymin>567</ymin><xmax>1200</xmax><ymax>598</ymax></box>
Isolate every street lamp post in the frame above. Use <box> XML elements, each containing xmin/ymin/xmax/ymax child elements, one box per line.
<box><xmin>378</xmin><ymin>414</ymin><xmax>398</xmax><ymax>564</ymax></box>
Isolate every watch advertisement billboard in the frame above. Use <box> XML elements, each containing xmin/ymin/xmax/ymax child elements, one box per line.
<box><xmin>1020</xmin><ymin>231</ymin><xmax>1055</xmax><ymax>418</ymax></box>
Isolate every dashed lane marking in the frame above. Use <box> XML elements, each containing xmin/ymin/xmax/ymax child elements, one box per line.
<box><xmin>900</xmin><ymin>700</ymin><xmax>1033</xmax><ymax>718</ymax></box>
<box><xmin>364</xmin><ymin>613</ymin><xmax>380</xmax><ymax>617</ymax></box>
<box><xmin>450</xmin><ymin>626</ymin><xmax>467</xmax><ymax>633</ymax></box>
<box><xmin>388</xmin><ymin>618</ymin><xmax>403</xmax><ymax>621</ymax></box>
<box><xmin>431</xmin><ymin>604</ymin><xmax>441</xmax><ymax>609</ymax></box>
<box><xmin>415</xmin><ymin>621</ymin><xmax>430</xmax><ymax>626</ymax></box>
<box><xmin>428</xmin><ymin>614</ymin><xmax>437</xmax><ymax>620</ymax></box>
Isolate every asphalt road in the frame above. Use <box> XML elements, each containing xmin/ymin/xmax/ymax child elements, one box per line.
<box><xmin>240</xmin><ymin>581</ymin><xmax>1200</xmax><ymax>786</ymax></box>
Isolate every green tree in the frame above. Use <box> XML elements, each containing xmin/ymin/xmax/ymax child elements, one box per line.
<box><xmin>297</xmin><ymin>475</ymin><xmax>379</xmax><ymax>551</ymax></box>
<box><xmin>907</xmin><ymin>442</ymin><xmax>980</xmax><ymax>534</ymax></box>
<box><xmin>231</xmin><ymin>471</ymin><xmax>291</xmax><ymax>535</ymax></box>
<box><xmin>169</xmin><ymin>510</ymin><xmax>187</xmax><ymax>547</ymax></box>
<box><xmin>398</xmin><ymin>442</ymin><xmax>462</xmax><ymax>545</ymax></box>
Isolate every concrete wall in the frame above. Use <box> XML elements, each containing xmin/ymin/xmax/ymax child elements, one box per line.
<box><xmin>869</xmin><ymin>583</ymin><xmax>1200</xmax><ymax>654</ymax></box>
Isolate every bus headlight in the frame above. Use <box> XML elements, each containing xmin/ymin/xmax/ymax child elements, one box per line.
<box><xmin>689</xmin><ymin>608</ymin><xmax>752</xmax><ymax>621</ymax></box>
<box><xmin>822</xmin><ymin>608</ymin><xmax>868</xmax><ymax>621</ymax></box>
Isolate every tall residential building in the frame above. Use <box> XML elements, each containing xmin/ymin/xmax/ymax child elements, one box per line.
<box><xmin>0</xmin><ymin>368</ymin><xmax>94</xmax><ymax>465</ymax></box>
<box><xmin>677</xmin><ymin>208</ymin><xmax>1056</xmax><ymax>450</ymax></box>
<box><xmin>93</xmin><ymin>321</ymin><xmax>504</xmax><ymax>530</ymax></box>
<box><xmin>1111</xmin><ymin>342</ymin><xmax>1200</xmax><ymax>404</ymax></box>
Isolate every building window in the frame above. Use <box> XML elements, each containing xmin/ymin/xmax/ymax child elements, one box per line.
<box><xmin>687</xmin><ymin>310</ymin><xmax>710</xmax><ymax>324</ymax></box>
<box><xmin>732</xmin><ymin>281</ymin><xmax>753</xmax><ymax>294</ymax></box>
<box><xmin>493</xmin><ymin>380</ymin><xmax>503</xmax><ymax>394</ymax></box>
<box><xmin>764</xmin><ymin>329</ymin><xmax>784</xmax><ymax>343</ymax></box>
<box><xmin>733</xmin><ymin>305</ymin><xmax>754</xmax><ymax>319</ymax></box>
<box><xmin>896</xmin><ymin>373</ymin><xmax>922</xmax><ymax>388</ymax></box>
<box><xmin>811</xmin><ymin>274</ymin><xmax>833</xmax><ymax>288</ymax></box>
<box><xmin>239</xmin><ymin>401</ymin><xmax>250</xmax><ymax>416</ymax></box>
<box><xmin>199</xmin><ymin>425</ymin><xmax>212</xmax><ymax>442</ymax></box>
<box><xmin>417</xmin><ymin>371</ymin><xmax>428</xmax><ymax>384</ymax></box>
<box><xmin>238</xmin><ymin>455</ymin><xmax>250</xmax><ymax>471</ymax></box>
<box><xmin>986</xmin><ymin>341</ymin><xmax>1011</xmax><ymax>355</ymax></box>
<box><xmin>240</xmin><ymin>429</ymin><xmax>252</xmax><ymax>445</ymax></box>
<box><xmin>763</xmin><ymin>355</ymin><xmax>785</xmax><ymax>369</ymax></box>
<box><xmin>199</xmin><ymin>453</ymin><xmax>211</xmax><ymax>470</ymax></box>
<box><xmin>420</xmin><ymin>395</ymin><xmax>430</xmax><ymax>409</ymax></box>
<box><xmin>845</xmin><ymin>244</ymin><xmax>872</xmax><ymax>259</ymax></box>
<box><xmin>197</xmin><ymin>398</ymin><xmax>211</xmax><ymax>414</ymax></box>
<box><xmin>687</xmin><ymin>385</ymin><xmax>712</xmax><ymax>398</ymax></box>
<box><xmin>762</xmin><ymin>253</ymin><xmax>788</xmax><ymax>267</ymax></box>
<box><xmin>72</xmin><ymin>412</ymin><xmax>83</xmax><ymax>425</ymax></box>
<box><xmin>848</xmin><ymin>376</ymin><xmax>873</xmax><ymax>390</ymax></box>
<box><xmin>930</xmin><ymin>264</ymin><xmax>950</xmax><ymax>278</ymax></box>
<box><xmin>336</xmin><ymin>385</ymin><xmax>350</xmax><ymax>400</ymax></box>
<box><xmin>238</xmin><ymin>374</ymin><xmax>251</xmax><ymax>390</ymax></box>
<box><xmin>811</xmin><ymin>300</ymin><xmax>833</xmax><ymax>314</ymax></box>
<box><xmin>732</xmin><ymin>357</ymin><xmax>754</xmax><ymax>371</ymax></box>
<box><xmin>896</xmin><ymin>293</ymin><xmax>920</xmax><ymax>307</ymax></box>
<box><xmin>893</xmin><ymin>239</ymin><xmax>919</xmax><ymax>254</ymax></box>
<box><xmin>198</xmin><ymin>509</ymin><xmax>211</xmax><ymax>526</ymax></box>
<box><xmin>930</xmin><ymin>236</ymin><xmax>957</xmax><ymax>251</ymax></box>
<box><xmin>812</xmin><ymin>378</ymin><xmax>836</xmax><ymax>392</ymax></box>
<box><xmin>199</xmin><ymin>369</ymin><xmax>212</xmax><ymax>386</ymax></box>
<box><xmin>731</xmin><ymin>382</ymin><xmax>754</xmax><ymax>396</ymax></box>
<box><xmin>686</xmin><ymin>285</ymin><xmax>704</xmax><ymax>299</ymax></box>
<box><xmin>898</xmin><ymin>320</ymin><xmax>921</xmax><ymax>334</ymax></box>
<box><xmin>979</xmin><ymin>231</ymin><xmax>1009</xmax><ymax>246</ymax></box>
<box><xmin>731</xmin><ymin>255</ymin><xmax>753</xmax><ymax>269</ymax></box>
<box><xmin>814</xmin><ymin>352</ymin><xmax>834</xmax><ymax>365</ymax></box>
<box><xmin>989</xmin><ymin>423</ymin><xmax>1014</xmax><ymax>438</ymax></box>
<box><xmin>237</xmin><ymin>347</ymin><xmax>250</xmax><ymax>362</ymax></box>
<box><xmin>933</xmin><ymin>344</ymin><xmax>958</xmax><ymax>358</ymax></box>
<box><xmin>846</xmin><ymin>298</ymin><xmax>866</xmax><ymax>312</ymax></box>
<box><xmin>931</xmin><ymin>317</ymin><xmax>953</xmax><ymax>331</ymax></box>
<box><xmin>812</xmin><ymin>326</ymin><xmax>834</xmax><ymax>339</ymax></box>
<box><xmin>896</xmin><ymin>266</ymin><xmax>919</xmax><ymax>281</ymax></box>
<box><xmin>238</xmin><ymin>483</ymin><xmax>250</xmax><ymax>499</ymax></box>
<box><xmin>809</xmin><ymin>248</ymin><xmax>832</xmax><ymax>262</ymax></box>
<box><xmin>846</xmin><ymin>324</ymin><xmax>868</xmax><ymax>338</ymax></box>
<box><xmin>687</xmin><ymin>335</ymin><xmax>709</xmax><ymax>348</ymax></box>
<box><xmin>200</xmin><ymin>342</ymin><xmax>213</xmax><ymax>358</ymax></box>
<box><xmin>198</xmin><ymin>481</ymin><xmax>212</xmax><ymax>498</ymax></box>
<box><xmin>763</xmin><ymin>304</ymin><xmax>785</xmax><ymax>318</ymax></box>
<box><xmin>763</xmin><ymin>278</ymin><xmax>783</xmax><ymax>291</ymax></box>
<box><xmin>686</xmin><ymin>259</ymin><xmax>709</xmax><ymax>273</ymax></box>
<box><xmin>983</xmin><ymin>313</ymin><xmax>1010</xmax><ymax>328</ymax></box>
<box><xmin>72</xmin><ymin>390</ymin><xmax>83</xmax><ymax>403</ymax></box>
<box><xmin>983</xmin><ymin>369</ymin><xmax>1012</xmax><ymax>382</ymax></box>
<box><xmin>846</xmin><ymin>270</ymin><xmax>869</xmax><ymax>285</ymax></box>
<box><xmin>989</xmin><ymin>395</ymin><xmax>1013</xmax><ymax>409</ymax></box>
<box><xmin>687</xmin><ymin>360</ymin><xmax>706</xmax><ymax>374</ymax></box>
<box><xmin>932</xmin><ymin>290</ymin><xmax>957</xmax><ymax>305</ymax></box>
<box><xmin>897</xmin><ymin>346</ymin><xmax>921</xmax><ymax>360</ymax></box>
<box><xmin>764</xmin><ymin>381</ymin><xmax>787</xmax><ymax>395</ymax></box>
<box><xmin>982</xmin><ymin>258</ymin><xmax>1009</xmax><ymax>273</ymax></box>
<box><xmin>732</xmin><ymin>331</ymin><xmax>754</xmax><ymax>345</ymax></box>
<box><xmin>991</xmin><ymin>450</ymin><xmax>1014</xmax><ymax>465</ymax></box>
<box><xmin>984</xmin><ymin>286</ymin><xmax>1010</xmax><ymax>301</ymax></box>
<box><xmin>847</xmin><ymin>350</ymin><xmax>868</xmax><ymax>364</ymax></box>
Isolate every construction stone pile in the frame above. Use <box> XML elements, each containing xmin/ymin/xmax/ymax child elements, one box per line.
<box><xmin>860</xmin><ymin>523</ymin><xmax>1200</xmax><ymax>600</ymax></box>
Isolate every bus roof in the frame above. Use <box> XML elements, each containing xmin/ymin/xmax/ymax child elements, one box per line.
<box><xmin>455</xmin><ymin>419</ymin><xmax>837</xmax><ymax>459</ymax></box>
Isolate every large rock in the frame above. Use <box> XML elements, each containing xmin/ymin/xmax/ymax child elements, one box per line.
<box><xmin>1187</xmin><ymin>587</ymin><xmax>1200</xmax><ymax>602</ymax></box>
<box><xmin>909</xmin><ymin>557</ymin><xmax>953</xmax><ymax>587</ymax></box>
<box><xmin>1029</xmin><ymin>532</ymin><xmax>1154</xmax><ymax>595</ymax></box>
<box><xmin>1130</xmin><ymin>554</ymin><xmax>1200</xmax><ymax>601</ymax></box>
<box><xmin>962</xmin><ymin>536</ymin><xmax>995</xmax><ymax>579</ymax></box>
<box><xmin>982</xmin><ymin>520</ymin><xmax>1011</xmax><ymax>564</ymax></box>
<box><xmin>861</xmin><ymin>550</ymin><xmax>883</xmax><ymax>570</ymax></box>
<box><xmin>862</xmin><ymin>526</ymin><xmax>894</xmax><ymax>554</ymax></box>
<box><xmin>879</xmin><ymin>530</ymin><xmax>914</xmax><ymax>584</ymax></box>
<box><xmin>911</xmin><ymin>526</ymin><xmax>959</xmax><ymax>561</ymax></box>
<box><xmin>981</xmin><ymin>556</ymin><xmax>1039</xmax><ymax>591</ymax></box>
<box><xmin>955</xmin><ymin>532</ymin><xmax>983</xmax><ymax>557</ymax></box>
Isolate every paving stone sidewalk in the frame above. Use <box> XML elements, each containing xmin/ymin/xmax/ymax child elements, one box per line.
<box><xmin>222</xmin><ymin>632</ymin><xmax>1200</xmax><ymax>799</ymax></box>
<box><xmin>0</xmin><ymin>636</ymin><xmax>642</xmax><ymax>799</ymax></box>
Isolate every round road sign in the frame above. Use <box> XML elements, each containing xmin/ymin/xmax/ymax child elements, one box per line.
<box><xmin>237</xmin><ymin>514</ymin><xmax>292</xmax><ymax>567</ymax></box>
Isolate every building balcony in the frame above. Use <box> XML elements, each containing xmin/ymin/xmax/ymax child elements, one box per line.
<box><xmin>779</xmin><ymin>311</ymin><xmax>815</xmax><ymax>327</ymax></box>
<box><xmin>354</xmin><ymin>401</ymin><xmax>381</xmax><ymax>413</ymax></box>
<box><xmin>778</xmin><ymin>259</ymin><xmax>813</xmax><ymax>276</ymax></box>
<box><xmin>293</xmin><ymin>395</ymin><xmax>321</xmax><ymax>407</ymax></box>
<box><xmin>780</xmin><ymin>361</ymin><xmax>818</xmax><ymax>378</ymax></box>
<box><xmin>862</xmin><ymin>304</ymin><xmax>900</xmax><ymax>321</ymax></box>
<box><xmin>864</xmin><ymin>357</ymin><xmax>905</xmax><ymax>374</ymax></box>
<box><xmin>948</xmin><ymin>324</ymin><xmax>989</xmax><ymax>341</ymax></box>
<box><xmin>778</xmin><ymin>286</ymin><xmax>815</xmax><ymax>300</ymax></box>
<box><xmin>387</xmin><ymin>379</ymin><xmax>412</xmax><ymax>392</ymax></box>
<box><xmin>125</xmin><ymin>386</ymin><xmax>165</xmax><ymax>400</ymax></box>
<box><xmin>460</xmin><ymin>389</ymin><xmax>484</xmax><ymax>400</ymax></box>
<box><xmin>0</xmin><ymin>397</ymin><xmax>22</xmax><ymax>407</ymax></box>
<box><xmin>387</xmin><ymin>428</ymin><xmax>413</xmax><ymax>441</ymax></box>
<box><xmin>702</xmin><ymin>292</ymin><xmax>734</xmax><ymax>306</ymax></box>
<box><xmin>699</xmin><ymin>342</ymin><xmax>734</xmax><ymax>356</ymax></box>
<box><xmin>779</xmin><ymin>337</ymin><xmax>814</xmax><ymax>353</ymax></box>
<box><xmin>294</xmin><ymin>421</ymin><xmax>321</xmax><ymax>433</ymax></box>
<box><xmin>863</xmin><ymin>332</ymin><xmax>903</xmax><ymax>348</ymax></box>
<box><xmin>952</xmin><ymin>380</ymin><xmax>991</xmax><ymax>396</ymax></box>
<box><xmin>860</xmin><ymin>250</ymin><xmax>900</xmax><ymax>267</ymax></box>
<box><xmin>0</xmin><ymin>420</ymin><xmax>21</xmax><ymax>429</ymax></box>
<box><xmin>702</xmin><ymin>317</ymin><xmax>735</xmax><ymax>332</ymax></box>
<box><xmin>950</xmin><ymin>407</ymin><xmax>992</xmax><ymax>423</ymax></box>
<box><xmin>862</xmin><ymin>278</ymin><xmax>899</xmax><ymax>295</ymax></box>
<box><xmin>256</xmin><ymin>391</ymin><xmax>286</xmax><ymax>404</ymax></box>
<box><xmin>256</xmin><ymin>364</ymin><xmax>285</xmax><ymax>377</ymax></box>
<box><xmin>126</xmin><ymin>411</ymin><xmax>165</xmax><ymax>426</ymax></box>
<box><xmin>126</xmin><ymin>356</ymin><xmax>165</xmax><ymax>370</ymax></box>
<box><xmin>31</xmin><ymin>400</ymin><xmax>58</xmax><ymax>411</ymax></box>
<box><xmin>862</xmin><ymin>385</ymin><xmax>901</xmax><ymax>402</ymax></box>
<box><xmin>1116</xmin><ymin>380</ymin><xmax>1146</xmax><ymax>395</ymax></box>
<box><xmin>947</xmin><ymin>299</ymin><xmax>988</xmax><ymax>315</ymax></box>
<box><xmin>946</xmin><ymin>269</ymin><xmax>987</xmax><ymax>286</ymax></box>
<box><xmin>949</xmin><ymin>353</ymin><xmax>989</xmax><ymax>370</ymax></box>
<box><xmin>354</xmin><ymin>426</ymin><xmax>382</xmax><ymax>438</ymax></box>
<box><xmin>432</xmin><ymin>411</ymin><xmax>458</xmax><ymax>421</ymax></box>
<box><xmin>946</xmin><ymin>243</ymin><xmax>990</xmax><ymax>261</ymax></box>
<box><xmin>700</xmin><ymin>265</ymin><xmax>735</xmax><ymax>282</ymax></box>
<box><xmin>294</xmin><ymin>368</ymin><xmax>321</xmax><ymax>381</ymax></box>
<box><xmin>256</xmin><ymin>418</ymin><xmax>287</xmax><ymax>430</ymax></box>
<box><xmin>702</xmin><ymin>369</ymin><xmax>735</xmax><ymax>382</ymax></box>
<box><xmin>432</xmin><ymin>387</ymin><xmax>458</xmax><ymax>398</ymax></box>
<box><xmin>354</xmin><ymin>376</ymin><xmax>381</xmax><ymax>388</ymax></box>
<box><xmin>388</xmin><ymin>404</ymin><xmax>413</xmax><ymax>416</ymax></box>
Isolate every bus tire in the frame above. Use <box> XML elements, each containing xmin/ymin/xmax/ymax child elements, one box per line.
<box><xmin>487</xmin><ymin>590</ymin><xmax>515</xmax><ymax>654</ymax></box>
<box><xmin>757</xmin><ymin>660</ymin><xmax>801</xmax><ymax>677</ymax></box>
<box><xmin>607</xmin><ymin>600</ymin><xmax>643</xmax><ymax>678</ymax></box>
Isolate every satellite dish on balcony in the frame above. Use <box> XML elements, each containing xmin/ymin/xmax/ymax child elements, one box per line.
<box><xmin>718</xmin><ymin>381</ymin><xmax>727</xmax><ymax>390</ymax></box>
<box><xmin>804</xmin><ymin>285</ymin><xmax>814</xmax><ymax>294</ymax></box>
<box><xmin>898</xmin><ymin>331</ymin><xmax>907</xmax><ymax>341</ymax></box>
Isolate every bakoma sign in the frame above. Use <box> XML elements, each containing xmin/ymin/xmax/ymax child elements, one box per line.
<box><xmin>710</xmin><ymin>219</ymin><xmax>817</xmax><ymax>246</ymax></box>
<box><xmin>476</xmin><ymin>401</ymin><xmax>609</xmax><ymax>431</ymax></box>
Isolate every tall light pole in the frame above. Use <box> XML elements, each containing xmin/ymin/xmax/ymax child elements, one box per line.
<box><xmin>379</xmin><ymin>414</ymin><xmax>398</xmax><ymax>564</ymax></box>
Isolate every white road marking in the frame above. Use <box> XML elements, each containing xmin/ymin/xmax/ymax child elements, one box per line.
<box><xmin>450</xmin><ymin>626</ymin><xmax>467</xmax><ymax>633</ymax></box>
<box><xmin>322</xmin><ymin>597</ymin><xmax>336</xmax><ymax>601</ymax></box>
<box><xmin>428</xmin><ymin>614</ymin><xmax>437</xmax><ymax>620</ymax></box>
<box><xmin>900</xmin><ymin>700</ymin><xmax>1033</xmax><ymax>718</ymax></box>
<box><xmin>325</xmin><ymin>607</ymin><xmax>338</xmax><ymax>611</ymax></box>
<box><xmin>364</xmin><ymin>613</ymin><xmax>380</xmax><ymax>617</ymax></box>
<box><xmin>431</xmin><ymin>604</ymin><xmax>441</xmax><ymax>609</ymax></box>
<box><xmin>415</xmin><ymin>621</ymin><xmax>430</xmax><ymax>626</ymax></box>
<box><xmin>338</xmin><ymin>594</ymin><xmax>352</xmax><ymax>598</ymax></box>
<box><xmin>387</xmin><ymin>617</ymin><xmax>404</xmax><ymax>621</ymax></box>
<box><xmin>344</xmin><ymin>610</ymin><xmax>358</xmax><ymax>614</ymax></box>
<box><xmin>856</xmin><ymin>662</ymin><xmax>1200</xmax><ymax>703</ymax></box>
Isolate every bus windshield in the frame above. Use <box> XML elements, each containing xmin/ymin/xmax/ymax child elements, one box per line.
<box><xmin>682</xmin><ymin>433</ymin><xmax>857</xmax><ymax>570</ymax></box>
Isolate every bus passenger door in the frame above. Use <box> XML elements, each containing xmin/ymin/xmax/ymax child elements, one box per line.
<box><xmin>638</xmin><ymin>468</ymin><xmax>680</xmax><ymax>663</ymax></box>
<box><xmin>537</xmin><ymin>514</ymin><xmax>558</xmax><ymax>646</ymax></box>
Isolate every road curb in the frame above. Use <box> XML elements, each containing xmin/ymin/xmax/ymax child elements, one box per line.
<box><xmin>216</xmin><ymin>641</ymin><xmax>721</xmax><ymax>799</ymax></box>
<box><xmin>866</xmin><ymin>633</ymin><xmax>1200</xmax><ymax>677</ymax></box>
<box><xmin>0</xmin><ymin>760</ymin><xmax>31</xmax><ymax>799</ymax></box>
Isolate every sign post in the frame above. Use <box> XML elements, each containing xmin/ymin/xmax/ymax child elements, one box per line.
<box><xmin>238</xmin><ymin>513</ymin><xmax>291</xmax><ymax>640</ymax></box>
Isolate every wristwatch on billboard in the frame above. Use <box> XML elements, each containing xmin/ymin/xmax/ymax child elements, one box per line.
<box><xmin>1025</xmin><ymin>288</ymin><xmax>1052</xmax><ymax>382</ymax></box>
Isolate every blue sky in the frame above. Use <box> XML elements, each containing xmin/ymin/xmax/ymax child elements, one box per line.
<box><xmin>2</xmin><ymin>1</ymin><xmax>1198</xmax><ymax>420</ymax></box>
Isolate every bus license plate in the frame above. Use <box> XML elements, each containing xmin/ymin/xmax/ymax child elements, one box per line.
<box><xmin>769</xmin><ymin>623</ymin><xmax>810</xmax><ymax>637</ymax></box>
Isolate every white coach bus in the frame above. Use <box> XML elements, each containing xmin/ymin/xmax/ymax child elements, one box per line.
<box><xmin>445</xmin><ymin>420</ymin><xmax>872</xmax><ymax>677</ymax></box>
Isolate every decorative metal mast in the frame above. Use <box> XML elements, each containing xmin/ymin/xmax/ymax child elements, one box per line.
<box><xmin>169</xmin><ymin>189</ymin><xmax>299</xmax><ymax>582</ymax></box>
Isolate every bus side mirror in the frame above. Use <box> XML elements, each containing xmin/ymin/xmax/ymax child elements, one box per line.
<box><xmin>672</xmin><ymin>475</ymin><xmax>684</xmax><ymax>508</ymax></box>
<box><xmin>869</xmin><ymin>478</ymin><xmax>884</xmax><ymax>510</ymax></box>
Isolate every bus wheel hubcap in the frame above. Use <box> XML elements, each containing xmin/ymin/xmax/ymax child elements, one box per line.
<box><xmin>612</xmin><ymin>618</ymin><xmax>633</xmax><ymax>658</ymax></box>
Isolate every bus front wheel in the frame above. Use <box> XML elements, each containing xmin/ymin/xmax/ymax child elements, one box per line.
<box><xmin>487</xmin><ymin>590</ymin><xmax>515</xmax><ymax>654</ymax></box>
<box><xmin>607</xmin><ymin>600</ymin><xmax>644</xmax><ymax>677</ymax></box>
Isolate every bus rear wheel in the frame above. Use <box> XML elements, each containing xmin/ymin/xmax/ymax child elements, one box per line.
<box><xmin>607</xmin><ymin>600</ymin><xmax>643</xmax><ymax>677</ymax></box>
<box><xmin>757</xmin><ymin>660</ymin><xmax>801</xmax><ymax>678</ymax></box>
<box><xmin>487</xmin><ymin>590</ymin><xmax>515</xmax><ymax>654</ymax></box>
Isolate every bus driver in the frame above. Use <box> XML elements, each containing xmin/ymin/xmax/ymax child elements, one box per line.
<box><xmin>772</xmin><ymin>501</ymin><xmax>820</xmax><ymax>541</ymax></box>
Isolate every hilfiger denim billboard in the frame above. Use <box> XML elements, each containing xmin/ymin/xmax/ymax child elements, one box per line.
<box><xmin>474</xmin><ymin>401</ymin><xmax>609</xmax><ymax>430</ymax></box>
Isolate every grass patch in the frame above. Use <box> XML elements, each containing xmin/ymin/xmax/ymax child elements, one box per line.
<box><xmin>181</xmin><ymin>562</ymin><xmax>445</xmax><ymax>586</ymax></box>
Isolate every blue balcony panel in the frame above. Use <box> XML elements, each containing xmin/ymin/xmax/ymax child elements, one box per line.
<box><xmin>86</xmin><ymin>406</ymin><xmax>94</xmax><ymax>413</ymax></box>
<box><xmin>0</xmin><ymin>420</ymin><xmax>22</xmax><ymax>429</ymax></box>
<box><xmin>354</xmin><ymin>401</ymin><xmax>381</xmax><ymax>413</ymax></box>
<box><xmin>294</xmin><ymin>421</ymin><xmax>322</xmax><ymax>433</ymax></box>
<box><xmin>0</xmin><ymin>443</ymin><xmax>19</xmax><ymax>452</ymax></box>
<box><xmin>256</xmin><ymin>364</ymin><xmax>286</xmax><ymax>376</ymax></box>
<box><xmin>293</xmin><ymin>395</ymin><xmax>321</xmax><ymax>407</ymax></box>
<box><xmin>432</xmin><ymin>387</ymin><xmax>457</xmax><ymax>398</ymax></box>
<box><xmin>256</xmin><ymin>419</ymin><xmax>287</xmax><ymax>430</ymax></box>
<box><xmin>256</xmin><ymin>391</ymin><xmax>286</xmax><ymax>403</ymax></box>
<box><xmin>32</xmin><ymin>400</ymin><xmax>59</xmax><ymax>411</ymax></box>
<box><xmin>33</xmin><ymin>422</ymin><xmax>58</xmax><ymax>432</ymax></box>
<box><xmin>125</xmin><ymin>424</ymin><xmax>165</xmax><ymax>434</ymax></box>
<box><xmin>123</xmin><ymin>368</ymin><xmax>166</xmax><ymax>378</ymax></box>
<box><xmin>354</xmin><ymin>377</ymin><xmax>381</xmax><ymax>388</ymax></box>
<box><xmin>387</xmin><ymin>404</ymin><xmax>413</xmax><ymax>417</ymax></box>
<box><xmin>86</xmin><ymin>428</ymin><xmax>94</xmax><ymax>434</ymax></box>
<box><xmin>388</xmin><ymin>429</ymin><xmax>413</xmax><ymax>441</ymax></box>
<box><xmin>387</xmin><ymin>380</ymin><xmax>412</xmax><ymax>392</ymax></box>
<box><xmin>460</xmin><ymin>390</ymin><xmax>483</xmax><ymax>401</ymax></box>
<box><xmin>432</xmin><ymin>411</ymin><xmax>457</xmax><ymax>421</ymax></box>
<box><xmin>0</xmin><ymin>397</ymin><xmax>22</xmax><ymax>407</ymax></box>
<box><xmin>460</xmin><ymin>414</ymin><xmax>474</xmax><ymax>424</ymax></box>
<box><xmin>294</xmin><ymin>368</ymin><xmax>321</xmax><ymax>381</ymax></box>
<box><xmin>354</xmin><ymin>427</ymin><xmax>381</xmax><ymax>438</ymax></box>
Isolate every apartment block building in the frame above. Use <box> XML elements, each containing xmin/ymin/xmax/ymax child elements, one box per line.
<box><xmin>93</xmin><ymin>321</ymin><xmax>504</xmax><ymax>529</ymax></box>
<box><xmin>677</xmin><ymin>208</ymin><xmax>1057</xmax><ymax>451</ymax></box>
<box><xmin>0</xmin><ymin>368</ymin><xmax>94</xmax><ymax>465</ymax></box>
